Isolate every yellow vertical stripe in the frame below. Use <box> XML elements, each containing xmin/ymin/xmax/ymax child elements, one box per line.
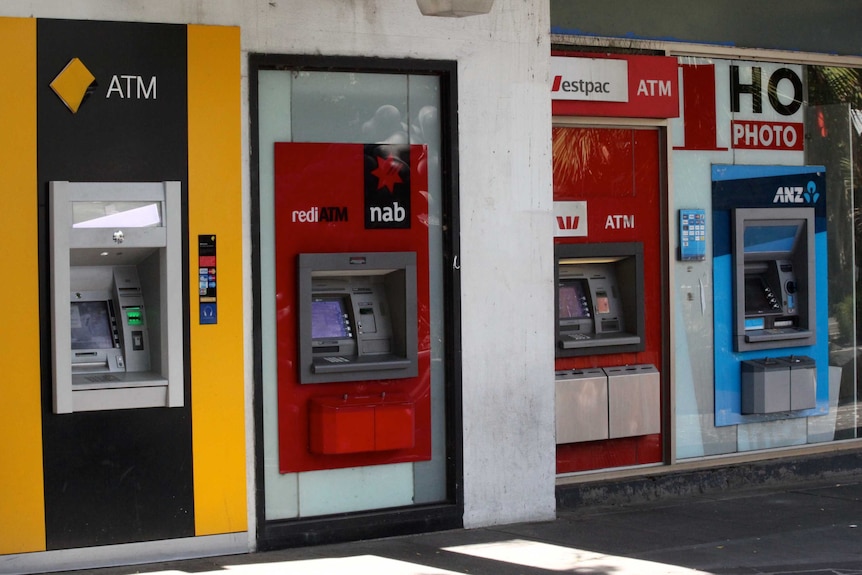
<box><xmin>0</xmin><ymin>17</ymin><xmax>45</xmax><ymax>554</ymax></box>
<box><xmin>187</xmin><ymin>24</ymin><xmax>247</xmax><ymax>536</ymax></box>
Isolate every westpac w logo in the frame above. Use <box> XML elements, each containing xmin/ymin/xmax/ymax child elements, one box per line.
<box><xmin>556</xmin><ymin>215</ymin><xmax>580</xmax><ymax>230</ymax></box>
<box><xmin>553</xmin><ymin>201</ymin><xmax>587</xmax><ymax>237</ymax></box>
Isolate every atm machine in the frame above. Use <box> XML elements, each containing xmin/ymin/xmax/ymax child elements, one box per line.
<box><xmin>296</xmin><ymin>251</ymin><xmax>418</xmax><ymax>384</ymax></box>
<box><xmin>49</xmin><ymin>181</ymin><xmax>183</xmax><ymax>413</ymax></box>
<box><xmin>732</xmin><ymin>206</ymin><xmax>816</xmax><ymax>351</ymax></box>
<box><xmin>553</xmin><ymin>242</ymin><xmax>660</xmax><ymax>445</ymax></box>
<box><xmin>555</xmin><ymin>242</ymin><xmax>644</xmax><ymax>356</ymax></box>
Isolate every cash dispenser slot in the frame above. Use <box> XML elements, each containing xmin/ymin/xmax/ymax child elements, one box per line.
<box><xmin>297</xmin><ymin>252</ymin><xmax>418</xmax><ymax>384</ymax></box>
<box><xmin>554</xmin><ymin>242</ymin><xmax>645</xmax><ymax>357</ymax></box>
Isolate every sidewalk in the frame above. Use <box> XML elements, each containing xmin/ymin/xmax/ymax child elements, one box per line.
<box><xmin>51</xmin><ymin>477</ymin><xmax>862</xmax><ymax>575</ymax></box>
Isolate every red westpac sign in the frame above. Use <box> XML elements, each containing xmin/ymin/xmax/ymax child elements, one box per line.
<box><xmin>551</xmin><ymin>52</ymin><xmax>679</xmax><ymax>119</ymax></box>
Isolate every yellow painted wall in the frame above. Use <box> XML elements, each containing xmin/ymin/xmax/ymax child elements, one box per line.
<box><xmin>0</xmin><ymin>17</ymin><xmax>46</xmax><ymax>554</ymax></box>
<box><xmin>187</xmin><ymin>24</ymin><xmax>248</xmax><ymax>536</ymax></box>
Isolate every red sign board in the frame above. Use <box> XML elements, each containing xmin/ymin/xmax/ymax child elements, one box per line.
<box><xmin>274</xmin><ymin>142</ymin><xmax>431</xmax><ymax>473</ymax></box>
<box><xmin>552</xmin><ymin>52</ymin><xmax>680</xmax><ymax>119</ymax></box>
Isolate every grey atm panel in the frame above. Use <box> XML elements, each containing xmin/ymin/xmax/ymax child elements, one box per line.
<box><xmin>732</xmin><ymin>207</ymin><xmax>815</xmax><ymax>352</ymax></box>
<box><xmin>555</xmin><ymin>242</ymin><xmax>645</xmax><ymax>357</ymax></box>
<box><xmin>297</xmin><ymin>252</ymin><xmax>418</xmax><ymax>384</ymax></box>
<box><xmin>49</xmin><ymin>181</ymin><xmax>183</xmax><ymax>413</ymax></box>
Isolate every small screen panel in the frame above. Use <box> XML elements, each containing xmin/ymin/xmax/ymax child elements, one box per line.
<box><xmin>311</xmin><ymin>297</ymin><xmax>351</xmax><ymax>339</ymax></box>
<box><xmin>70</xmin><ymin>300</ymin><xmax>114</xmax><ymax>350</ymax></box>
<box><xmin>595</xmin><ymin>290</ymin><xmax>610</xmax><ymax>314</ymax></box>
<box><xmin>743</xmin><ymin>224</ymin><xmax>800</xmax><ymax>254</ymax></box>
<box><xmin>559</xmin><ymin>279</ymin><xmax>589</xmax><ymax>319</ymax></box>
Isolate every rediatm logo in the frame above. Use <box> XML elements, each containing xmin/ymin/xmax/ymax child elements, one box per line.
<box><xmin>773</xmin><ymin>181</ymin><xmax>821</xmax><ymax>204</ymax></box>
<box><xmin>291</xmin><ymin>206</ymin><xmax>348</xmax><ymax>223</ymax></box>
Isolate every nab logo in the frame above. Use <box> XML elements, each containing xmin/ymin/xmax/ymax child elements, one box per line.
<box><xmin>364</xmin><ymin>144</ymin><xmax>411</xmax><ymax>230</ymax></box>
<box><xmin>773</xmin><ymin>181</ymin><xmax>820</xmax><ymax>204</ymax></box>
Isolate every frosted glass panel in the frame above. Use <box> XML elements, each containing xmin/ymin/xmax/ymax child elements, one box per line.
<box><xmin>72</xmin><ymin>201</ymin><xmax>161</xmax><ymax>228</ymax></box>
<box><xmin>291</xmin><ymin>72</ymin><xmax>408</xmax><ymax>143</ymax></box>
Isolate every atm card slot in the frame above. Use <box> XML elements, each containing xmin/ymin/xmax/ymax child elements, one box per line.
<box><xmin>745</xmin><ymin>328</ymin><xmax>811</xmax><ymax>343</ymax></box>
<box><xmin>312</xmin><ymin>355</ymin><xmax>412</xmax><ymax>374</ymax></box>
<box><xmin>72</xmin><ymin>360</ymin><xmax>109</xmax><ymax>371</ymax></box>
<box><xmin>560</xmin><ymin>333</ymin><xmax>641</xmax><ymax>349</ymax></box>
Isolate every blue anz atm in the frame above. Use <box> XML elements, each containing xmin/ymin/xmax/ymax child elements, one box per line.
<box><xmin>711</xmin><ymin>165</ymin><xmax>828</xmax><ymax>425</ymax></box>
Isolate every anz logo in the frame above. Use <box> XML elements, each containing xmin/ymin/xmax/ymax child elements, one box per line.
<box><xmin>773</xmin><ymin>181</ymin><xmax>820</xmax><ymax>204</ymax></box>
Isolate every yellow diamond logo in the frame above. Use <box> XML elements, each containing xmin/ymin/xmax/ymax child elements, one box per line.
<box><xmin>50</xmin><ymin>58</ymin><xmax>96</xmax><ymax>114</ymax></box>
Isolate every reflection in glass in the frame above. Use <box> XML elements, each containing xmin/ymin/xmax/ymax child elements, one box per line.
<box><xmin>72</xmin><ymin>201</ymin><xmax>162</xmax><ymax>228</ymax></box>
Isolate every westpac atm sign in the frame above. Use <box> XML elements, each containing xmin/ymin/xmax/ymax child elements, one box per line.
<box><xmin>551</xmin><ymin>53</ymin><xmax>679</xmax><ymax>119</ymax></box>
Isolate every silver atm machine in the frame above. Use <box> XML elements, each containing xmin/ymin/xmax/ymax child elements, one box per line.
<box><xmin>732</xmin><ymin>207</ymin><xmax>816</xmax><ymax>351</ymax></box>
<box><xmin>296</xmin><ymin>251</ymin><xmax>418</xmax><ymax>384</ymax></box>
<box><xmin>49</xmin><ymin>181</ymin><xmax>184</xmax><ymax>413</ymax></box>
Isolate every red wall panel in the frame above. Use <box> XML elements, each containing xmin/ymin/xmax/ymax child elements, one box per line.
<box><xmin>274</xmin><ymin>142</ymin><xmax>431</xmax><ymax>473</ymax></box>
<box><xmin>553</xmin><ymin>127</ymin><xmax>664</xmax><ymax>472</ymax></box>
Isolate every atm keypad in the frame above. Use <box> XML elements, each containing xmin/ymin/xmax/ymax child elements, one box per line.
<box><xmin>321</xmin><ymin>356</ymin><xmax>351</xmax><ymax>364</ymax></box>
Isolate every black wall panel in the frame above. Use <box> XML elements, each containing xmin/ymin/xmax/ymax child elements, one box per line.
<box><xmin>37</xmin><ymin>19</ymin><xmax>193</xmax><ymax>549</ymax></box>
<box><xmin>551</xmin><ymin>1</ymin><xmax>862</xmax><ymax>57</ymax></box>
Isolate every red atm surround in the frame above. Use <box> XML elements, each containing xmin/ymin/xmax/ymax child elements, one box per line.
<box><xmin>553</xmin><ymin>126</ymin><xmax>664</xmax><ymax>472</ymax></box>
<box><xmin>274</xmin><ymin>142</ymin><xmax>431</xmax><ymax>473</ymax></box>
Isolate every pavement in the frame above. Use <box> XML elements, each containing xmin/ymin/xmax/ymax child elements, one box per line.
<box><xmin>49</xmin><ymin>476</ymin><xmax>862</xmax><ymax>575</ymax></box>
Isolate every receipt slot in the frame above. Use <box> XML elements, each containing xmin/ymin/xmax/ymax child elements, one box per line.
<box><xmin>732</xmin><ymin>207</ymin><xmax>815</xmax><ymax>352</ymax></box>
<box><xmin>554</xmin><ymin>242</ymin><xmax>645</xmax><ymax>357</ymax></box>
<box><xmin>49</xmin><ymin>181</ymin><xmax>183</xmax><ymax>413</ymax></box>
<box><xmin>297</xmin><ymin>251</ymin><xmax>418</xmax><ymax>384</ymax></box>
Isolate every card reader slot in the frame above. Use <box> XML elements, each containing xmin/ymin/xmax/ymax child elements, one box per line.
<box><xmin>745</xmin><ymin>328</ymin><xmax>811</xmax><ymax>343</ymax></box>
<box><xmin>72</xmin><ymin>360</ymin><xmax>109</xmax><ymax>370</ymax></box>
<box><xmin>560</xmin><ymin>333</ymin><xmax>641</xmax><ymax>349</ymax></box>
<box><xmin>312</xmin><ymin>355</ymin><xmax>412</xmax><ymax>374</ymax></box>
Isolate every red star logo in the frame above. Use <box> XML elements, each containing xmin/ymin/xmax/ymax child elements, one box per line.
<box><xmin>371</xmin><ymin>155</ymin><xmax>403</xmax><ymax>193</ymax></box>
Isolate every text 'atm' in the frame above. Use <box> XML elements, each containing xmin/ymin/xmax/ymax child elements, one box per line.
<box><xmin>297</xmin><ymin>251</ymin><xmax>418</xmax><ymax>384</ymax></box>
<box><xmin>555</xmin><ymin>242</ymin><xmax>645</xmax><ymax>357</ymax></box>
<box><xmin>732</xmin><ymin>207</ymin><xmax>815</xmax><ymax>351</ymax></box>
<box><xmin>49</xmin><ymin>181</ymin><xmax>183</xmax><ymax>413</ymax></box>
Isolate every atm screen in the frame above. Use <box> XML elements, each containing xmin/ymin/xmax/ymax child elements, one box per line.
<box><xmin>311</xmin><ymin>297</ymin><xmax>352</xmax><ymax>339</ymax></box>
<box><xmin>70</xmin><ymin>300</ymin><xmax>114</xmax><ymax>350</ymax></box>
<box><xmin>744</xmin><ymin>276</ymin><xmax>772</xmax><ymax>313</ymax></box>
<box><xmin>743</xmin><ymin>224</ymin><xmax>800</xmax><ymax>254</ymax></box>
<box><xmin>559</xmin><ymin>280</ymin><xmax>589</xmax><ymax>319</ymax></box>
